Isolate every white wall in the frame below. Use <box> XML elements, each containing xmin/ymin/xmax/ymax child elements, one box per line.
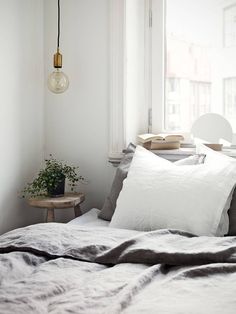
<box><xmin>0</xmin><ymin>0</ymin><xmax>45</xmax><ymax>234</ymax></box>
<box><xmin>44</xmin><ymin>0</ymin><xmax>114</xmax><ymax>222</ymax></box>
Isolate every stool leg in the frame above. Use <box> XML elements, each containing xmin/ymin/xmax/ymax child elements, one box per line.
<box><xmin>47</xmin><ymin>208</ymin><xmax>55</xmax><ymax>222</ymax></box>
<box><xmin>74</xmin><ymin>204</ymin><xmax>82</xmax><ymax>217</ymax></box>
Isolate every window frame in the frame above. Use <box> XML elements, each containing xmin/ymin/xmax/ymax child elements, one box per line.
<box><xmin>149</xmin><ymin>0</ymin><xmax>236</xmax><ymax>141</ymax></box>
<box><xmin>150</xmin><ymin>0</ymin><xmax>192</xmax><ymax>138</ymax></box>
<box><xmin>108</xmin><ymin>0</ymin><xmax>236</xmax><ymax>162</ymax></box>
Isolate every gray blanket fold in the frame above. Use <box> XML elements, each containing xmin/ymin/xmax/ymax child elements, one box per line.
<box><xmin>1</xmin><ymin>223</ymin><xmax>236</xmax><ymax>313</ymax></box>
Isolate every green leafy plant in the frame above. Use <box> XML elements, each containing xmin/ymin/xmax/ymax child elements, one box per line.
<box><xmin>21</xmin><ymin>155</ymin><xmax>85</xmax><ymax>198</ymax></box>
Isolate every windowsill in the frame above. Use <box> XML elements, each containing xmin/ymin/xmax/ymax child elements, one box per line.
<box><xmin>109</xmin><ymin>146</ymin><xmax>236</xmax><ymax>165</ymax></box>
<box><xmin>151</xmin><ymin>147</ymin><xmax>195</xmax><ymax>161</ymax></box>
<box><xmin>152</xmin><ymin>147</ymin><xmax>236</xmax><ymax>161</ymax></box>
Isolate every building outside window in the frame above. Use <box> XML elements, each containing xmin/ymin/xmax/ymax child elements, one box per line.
<box><xmin>155</xmin><ymin>0</ymin><xmax>236</xmax><ymax>133</ymax></box>
<box><xmin>224</xmin><ymin>4</ymin><xmax>236</xmax><ymax>47</ymax></box>
<box><xmin>224</xmin><ymin>77</ymin><xmax>236</xmax><ymax>125</ymax></box>
<box><xmin>165</xmin><ymin>34</ymin><xmax>211</xmax><ymax>131</ymax></box>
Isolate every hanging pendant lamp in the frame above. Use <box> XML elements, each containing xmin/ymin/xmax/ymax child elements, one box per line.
<box><xmin>48</xmin><ymin>0</ymin><xmax>69</xmax><ymax>94</ymax></box>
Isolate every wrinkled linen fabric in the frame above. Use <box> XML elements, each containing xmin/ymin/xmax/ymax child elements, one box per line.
<box><xmin>1</xmin><ymin>223</ymin><xmax>236</xmax><ymax>313</ymax></box>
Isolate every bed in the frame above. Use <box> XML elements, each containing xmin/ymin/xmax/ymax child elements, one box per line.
<box><xmin>68</xmin><ymin>208</ymin><xmax>109</xmax><ymax>227</ymax></box>
<box><xmin>1</xmin><ymin>144</ymin><xmax>236</xmax><ymax>313</ymax></box>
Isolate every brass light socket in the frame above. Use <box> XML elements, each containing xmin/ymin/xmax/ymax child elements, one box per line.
<box><xmin>53</xmin><ymin>49</ymin><xmax>62</xmax><ymax>68</ymax></box>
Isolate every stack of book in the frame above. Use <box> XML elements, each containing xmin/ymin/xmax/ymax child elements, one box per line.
<box><xmin>137</xmin><ymin>133</ymin><xmax>184</xmax><ymax>150</ymax></box>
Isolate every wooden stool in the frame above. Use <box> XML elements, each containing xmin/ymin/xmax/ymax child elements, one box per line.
<box><xmin>28</xmin><ymin>193</ymin><xmax>85</xmax><ymax>222</ymax></box>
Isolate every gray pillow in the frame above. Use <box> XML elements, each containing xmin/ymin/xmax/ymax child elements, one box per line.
<box><xmin>99</xmin><ymin>144</ymin><xmax>205</xmax><ymax>221</ymax></box>
<box><xmin>98</xmin><ymin>143</ymin><xmax>136</xmax><ymax>221</ymax></box>
<box><xmin>228</xmin><ymin>188</ymin><xmax>236</xmax><ymax>236</ymax></box>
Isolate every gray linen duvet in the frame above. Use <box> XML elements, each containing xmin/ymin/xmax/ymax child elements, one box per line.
<box><xmin>0</xmin><ymin>223</ymin><xmax>236</xmax><ymax>313</ymax></box>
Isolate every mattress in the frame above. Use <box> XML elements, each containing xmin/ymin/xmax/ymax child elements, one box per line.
<box><xmin>68</xmin><ymin>208</ymin><xmax>109</xmax><ymax>227</ymax></box>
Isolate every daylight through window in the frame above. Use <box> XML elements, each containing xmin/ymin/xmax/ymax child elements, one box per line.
<box><xmin>164</xmin><ymin>0</ymin><xmax>236</xmax><ymax>132</ymax></box>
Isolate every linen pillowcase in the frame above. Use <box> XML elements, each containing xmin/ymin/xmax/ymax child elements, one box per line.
<box><xmin>99</xmin><ymin>143</ymin><xmax>205</xmax><ymax>221</ymax></box>
<box><xmin>110</xmin><ymin>145</ymin><xmax>236</xmax><ymax>236</ymax></box>
<box><xmin>175</xmin><ymin>154</ymin><xmax>206</xmax><ymax>165</ymax></box>
<box><xmin>196</xmin><ymin>144</ymin><xmax>236</xmax><ymax>236</ymax></box>
<box><xmin>98</xmin><ymin>143</ymin><xmax>136</xmax><ymax>221</ymax></box>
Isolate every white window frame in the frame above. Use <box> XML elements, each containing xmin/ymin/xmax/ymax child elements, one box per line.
<box><xmin>141</xmin><ymin>0</ymin><xmax>192</xmax><ymax>136</ymax></box>
<box><xmin>150</xmin><ymin>0</ymin><xmax>191</xmax><ymax>138</ymax></box>
<box><xmin>108</xmin><ymin>0</ymin><xmax>205</xmax><ymax>163</ymax></box>
<box><xmin>149</xmin><ymin>0</ymin><xmax>211</xmax><ymax>141</ymax></box>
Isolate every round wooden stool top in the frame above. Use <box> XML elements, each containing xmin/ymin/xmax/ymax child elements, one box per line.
<box><xmin>28</xmin><ymin>193</ymin><xmax>85</xmax><ymax>222</ymax></box>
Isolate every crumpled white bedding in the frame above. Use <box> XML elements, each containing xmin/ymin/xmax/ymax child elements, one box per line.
<box><xmin>68</xmin><ymin>208</ymin><xmax>109</xmax><ymax>227</ymax></box>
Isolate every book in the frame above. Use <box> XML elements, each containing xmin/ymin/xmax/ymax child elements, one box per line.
<box><xmin>154</xmin><ymin>133</ymin><xmax>184</xmax><ymax>142</ymax></box>
<box><xmin>137</xmin><ymin>133</ymin><xmax>160</xmax><ymax>144</ymax></box>
<box><xmin>137</xmin><ymin>133</ymin><xmax>184</xmax><ymax>143</ymax></box>
<box><xmin>151</xmin><ymin>140</ymin><xmax>180</xmax><ymax>150</ymax></box>
<box><xmin>140</xmin><ymin>140</ymin><xmax>180</xmax><ymax>150</ymax></box>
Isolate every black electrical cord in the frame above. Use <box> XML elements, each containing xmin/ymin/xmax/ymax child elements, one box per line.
<box><xmin>57</xmin><ymin>0</ymin><xmax>60</xmax><ymax>49</ymax></box>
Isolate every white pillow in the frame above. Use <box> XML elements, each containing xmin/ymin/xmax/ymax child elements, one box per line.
<box><xmin>110</xmin><ymin>145</ymin><xmax>236</xmax><ymax>236</ymax></box>
<box><xmin>174</xmin><ymin>154</ymin><xmax>205</xmax><ymax>165</ymax></box>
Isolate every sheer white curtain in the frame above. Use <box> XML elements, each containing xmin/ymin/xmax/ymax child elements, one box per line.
<box><xmin>109</xmin><ymin>0</ymin><xmax>149</xmax><ymax>162</ymax></box>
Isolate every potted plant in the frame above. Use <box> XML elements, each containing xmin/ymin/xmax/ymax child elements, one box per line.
<box><xmin>22</xmin><ymin>155</ymin><xmax>85</xmax><ymax>198</ymax></box>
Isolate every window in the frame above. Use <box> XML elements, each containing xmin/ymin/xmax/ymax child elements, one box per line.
<box><xmin>224</xmin><ymin>78</ymin><xmax>236</xmax><ymax>127</ymax></box>
<box><xmin>109</xmin><ymin>0</ymin><xmax>236</xmax><ymax>160</ymax></box>
<box><xmin>224</xmin><ymin>4</ymin><xmax>236</xmax><ymax>47</ymax></box>
<box><xmin>190</xmin><ymin>81</ymin><xmax>211</xmax><ymax>123</ymax></box>
<box><xmin>165</xmin><ymin>33</ymin><xmax>212</xmax><ymax>131</ymax></box>
<box><xmin>151</xmin><ymin>0</ymin><xmax>236</xmax><ymax>133</ymax></box>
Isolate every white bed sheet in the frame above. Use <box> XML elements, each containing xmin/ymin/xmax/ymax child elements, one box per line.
<box><xmin>68</xmin><ymin>208</ymin><xmax>109</xmax><ymax>227</ymax></box>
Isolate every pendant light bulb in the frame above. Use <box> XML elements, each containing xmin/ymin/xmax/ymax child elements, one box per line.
<box><xmin>48</xmin><ymin>69</ymin><xmax>69</xmax><ymax>94</ymax></box>
<box><xmin>48</xmin><ymin>0</ymin><xmax>69</xmax><ymax>94</ymax></box>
